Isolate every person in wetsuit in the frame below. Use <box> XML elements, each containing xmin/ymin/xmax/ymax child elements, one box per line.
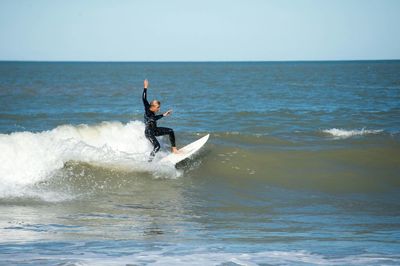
<box><xmin>142</xmin><ymin>79</ymin><xmax>178</xmax><ymax>161</ymax></box>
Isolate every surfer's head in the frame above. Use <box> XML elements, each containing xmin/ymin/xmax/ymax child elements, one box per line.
<box><xmin>150</xmin><ymin>100</ymin><xmax>161</xmax><ymax>112</ymax></box>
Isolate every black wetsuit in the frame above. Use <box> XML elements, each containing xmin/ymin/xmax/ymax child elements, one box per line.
<box><xmin>142</xmin><ymin>88</ymin><xmax>176</xmax><ymax>159</ymax></box>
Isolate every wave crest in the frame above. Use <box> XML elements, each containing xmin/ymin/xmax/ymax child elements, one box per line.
<box><xmin>0</xmin><ymin>121</ymin><xmax>175</xmax><ymax>200</ymax></box>
<box><xmin>323</xmin><ymin>128</ymin><xmax>383</xmax><ymax>139</ymax></box>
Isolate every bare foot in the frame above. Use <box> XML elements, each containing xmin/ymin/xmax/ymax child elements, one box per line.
<box><xmin>172</xmin><ymin>147</ymin><xmax>180</xmax><ymax>154</ymax></box>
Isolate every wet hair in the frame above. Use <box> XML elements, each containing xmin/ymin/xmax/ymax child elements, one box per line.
<box><xmin>150</xmin><ymin>100</ymin><xmax>160</xmax><ymax>107</ymax></box>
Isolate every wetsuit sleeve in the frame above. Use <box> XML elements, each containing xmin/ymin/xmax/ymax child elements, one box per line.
<box><xmin>155</xmin><ymin>114</ymin><xmax>164</xmax><ymax>120</ymax></box>
<box><xmin>142</xmin><ymin>88</ymin><xmax>150</xmax><ymax>110</ymax></box>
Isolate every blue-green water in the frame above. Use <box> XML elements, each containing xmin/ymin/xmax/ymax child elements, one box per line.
<box><xmin>0</xmin><ymin>61</ymin><xmax>399</xmax><ymax>265</ymax></box>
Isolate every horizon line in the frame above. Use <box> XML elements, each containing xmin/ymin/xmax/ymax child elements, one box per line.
<box><xmin>0</xmin><ymin>59</ymin><xmax>399</xmax><ymax>63</ymax></box>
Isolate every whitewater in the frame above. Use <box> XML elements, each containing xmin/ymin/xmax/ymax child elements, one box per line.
<box><xmin>0</xmin><ymin>121</ymin><xmax>180</xmax><ymax>200</ymax></box>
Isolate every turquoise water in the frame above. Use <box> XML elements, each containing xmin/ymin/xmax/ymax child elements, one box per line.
<box><xmin>0</xmin><ymin>61</ymin><xmax>400</xmax><ymax>265</ymax></box>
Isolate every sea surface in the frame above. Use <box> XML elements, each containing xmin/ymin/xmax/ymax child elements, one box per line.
<box><xmin>0</xmin><ymin>61</ymin><xmax>400</xmax><ymax>265</ymax></box>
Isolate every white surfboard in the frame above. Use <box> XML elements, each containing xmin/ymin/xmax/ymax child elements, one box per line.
<box><xmin>160</xmin><ymin>134</ymin><xmax>210</xmax><ymax>165</ymax></box>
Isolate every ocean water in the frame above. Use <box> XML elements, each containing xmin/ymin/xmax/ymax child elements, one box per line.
<box><xmin>0</xmin><ymin>61</ymin><xmax>400</xmax><ymax>265</ymax></box>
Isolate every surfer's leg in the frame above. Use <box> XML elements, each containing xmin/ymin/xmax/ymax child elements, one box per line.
<box><xmin>145</xmin><ymin>129</ymin><xmax>160</xmax><ymax>162</ymax></box>
<box><xmin>155</xmin><ymin>127</ymin><xmax>176</xmax><ymax>148</ymax></box>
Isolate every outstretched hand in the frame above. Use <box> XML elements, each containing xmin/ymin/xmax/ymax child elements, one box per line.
<box><xmin>144</xmin><ymin>79</ymin><xmax>149</xmax><ymax>89</ymax></box>
<box><xmin>163</xmin><ymin>109</ymin><xmax>173</xmax><ymax>117</ymax></box>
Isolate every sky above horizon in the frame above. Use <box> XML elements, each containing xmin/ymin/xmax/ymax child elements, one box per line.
<box><xmin>0</xmin><ymin>0</ymin><xmax>399</xmax><ymax>61</ymax></box>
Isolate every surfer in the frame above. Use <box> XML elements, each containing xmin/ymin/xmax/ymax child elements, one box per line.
<box><xmin>142</xmin><ymin>79</ymin><xmax>178</xmax><ymax>161</ymax></box>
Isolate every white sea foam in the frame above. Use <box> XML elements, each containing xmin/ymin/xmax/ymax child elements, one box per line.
<box><xmin>0</xmin><ymin>121</ymin><xmax>176</xmax><ymax>200</ymax></box>
<box><xmin>323</xmin><ymin>128</ymin><xmax>383</xmax><ymax>139</ymax></box>
<box><xmin>23</xmin><ymin>249</ymin><xmax>399</xmax><ymax>266</ymax></box>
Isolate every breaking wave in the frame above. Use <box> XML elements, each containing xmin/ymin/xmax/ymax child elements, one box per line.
<box><xmin>0</xmin><ymin>121</ymin><xmax>178</xmax><ymax>201</ymax></box>
<box><xmin>323</xmin><ymin>128</ymin><xmax>384</xmax><ymax>139</ymax></box>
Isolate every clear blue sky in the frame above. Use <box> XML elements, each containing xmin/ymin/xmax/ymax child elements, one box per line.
<box><xmin>1</xmin><ymin>0</ymin><xmax>399</xmax><ymax>61</ymax></box>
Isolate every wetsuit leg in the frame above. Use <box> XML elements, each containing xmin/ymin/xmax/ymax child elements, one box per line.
<box><xmin>154</xmin><ymin>127</ymin><xmax>176</xmax><ymax>147</ymax></box>
<box><xmin>145</xmin><ymin>129</ymin><xmax>160</xmax><ymax>161</ymax></box>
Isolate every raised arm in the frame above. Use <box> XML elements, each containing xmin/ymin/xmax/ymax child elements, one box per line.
<box><xmin>142</xmin><ymin>79</ymin><xmax>150</xmax><ymax>109</ymax></box>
